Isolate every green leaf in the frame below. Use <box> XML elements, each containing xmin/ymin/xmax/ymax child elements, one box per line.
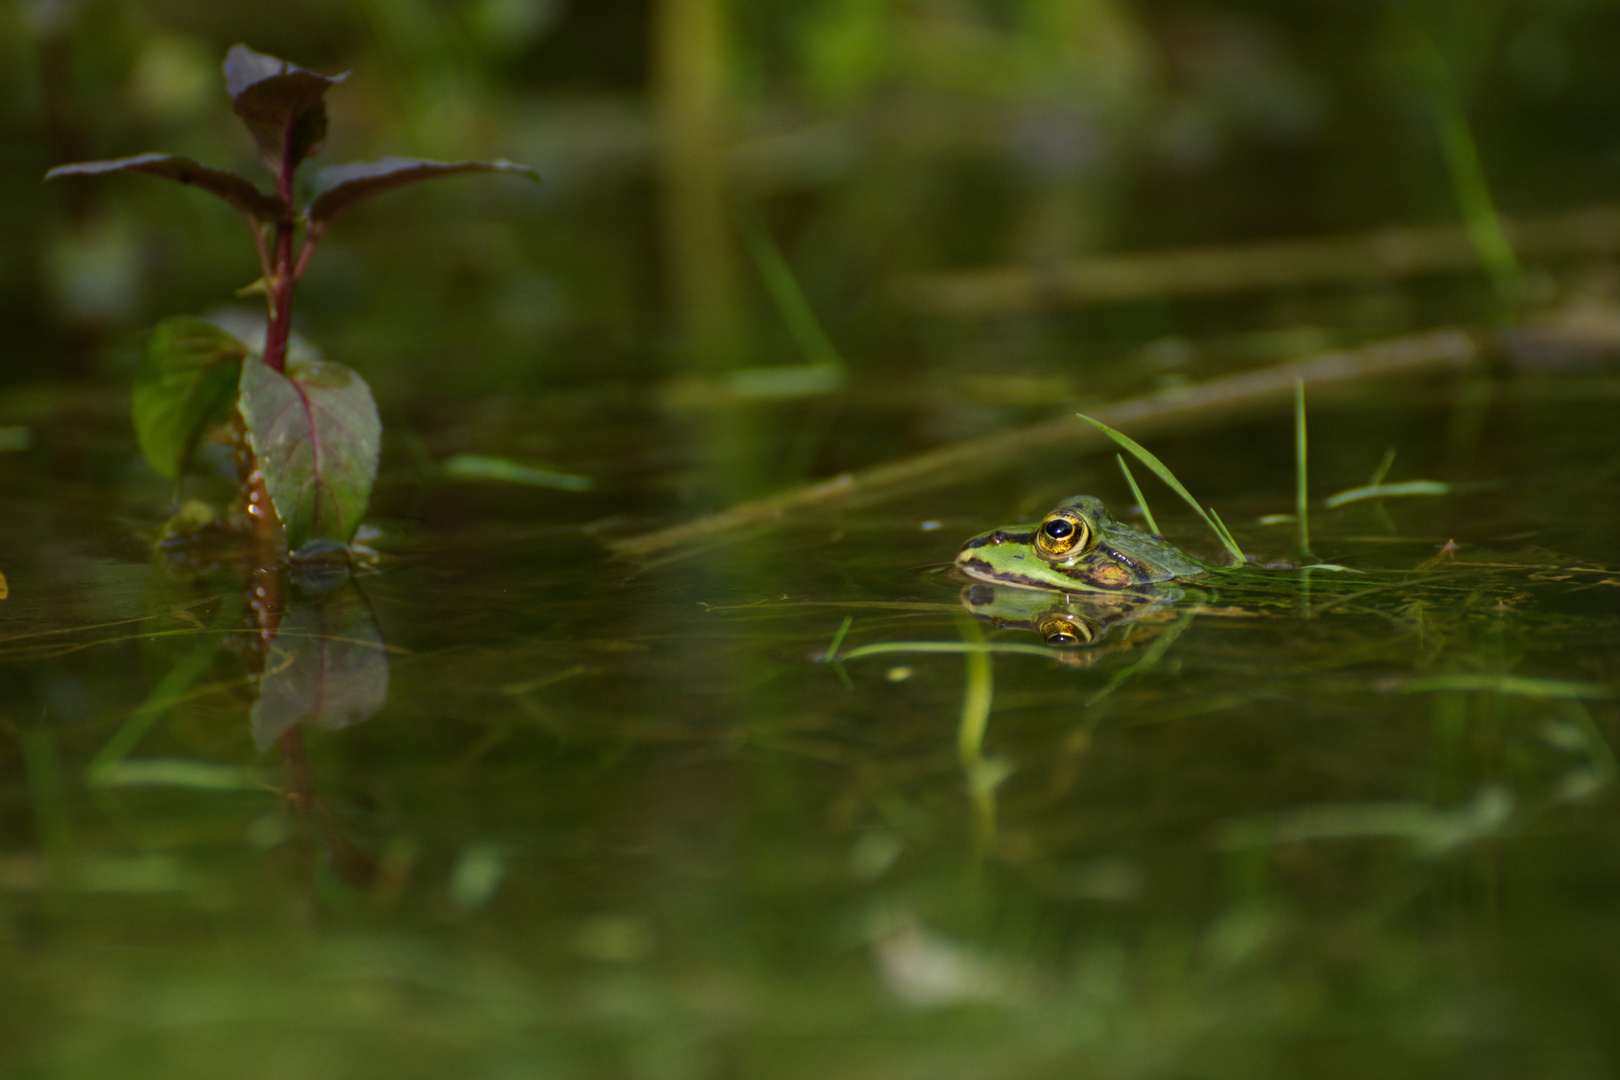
<box><xmin>305</xmin><ymin>157</ymin><xmax>540</xmax><ymax>235</ymax></box>
<box><xmin>1077</xmin><ymin>414</ymin><xmax>1246</xmax><ymax>562</ymax></box>
<box><xmin>133</xmin><ymin>317</ymin><xmax>249</xmax><ymax>481</ymax></box>
<box><xmin>45</xmin><ymin>153</ymin><xmax>285</xmax><ymax>224</ymax></box>
<box><xmin>223</xmin><ymin>44</ymin><xmax>347</xmax><ymax>177</ymax></box>
<box><xmin>239</xmin><ymin>357</ymin><xmax>380</xmax><ymax>548</ymax></box>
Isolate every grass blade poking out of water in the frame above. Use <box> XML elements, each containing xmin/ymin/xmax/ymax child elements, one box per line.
<box><xmin>1116</xmin><ymin>454</ymin><xmax>1159</xmax><ymax>535</ymax></box>
<box><xmin>1078</xmin><ymin>414</ymin><xmax>1245</xmax><ymax>562</ymax></box>
<box><xmin>1295</xmin><ymin>378</ymin><xmax>1312</xmax><ymax>557</ymax></box>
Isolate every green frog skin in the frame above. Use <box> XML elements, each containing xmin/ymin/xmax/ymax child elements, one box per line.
<box><xmin>955</xmin><ymin>495</ymin><xmax>1205</xmax><ymax>593</ymax></box>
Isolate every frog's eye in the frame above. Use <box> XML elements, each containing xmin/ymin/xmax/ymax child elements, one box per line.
<box><xmin>1035</xmin><ymin>512</ymin><xmax>1093</xmax><ymax>559</ymax></box>
<box><xmin>1037</xmin><ymin>614</ymin><xmax>1095</xmax><ymax>647</ymax></box>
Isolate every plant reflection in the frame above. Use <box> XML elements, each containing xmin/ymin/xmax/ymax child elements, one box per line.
<box><xmin>96</xmin><ymin>537</ymin><xmax>395</xmax><ymax>891</ymax></box>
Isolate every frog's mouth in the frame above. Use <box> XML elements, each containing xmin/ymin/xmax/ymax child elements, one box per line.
<box><xmin>955</xmin><ymin>552</ymin><xmax>1052</xmax><ymax>590</ymax></box>
<box><xmin>954</xmin><ymin>549</ymin><xmax>1109</xmax><ymax>593</ymax></box>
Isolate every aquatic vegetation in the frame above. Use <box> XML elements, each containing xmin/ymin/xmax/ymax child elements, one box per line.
<box><xmin>45</xmin><ymin>45</ymin><xmax>538</xmax><ymax>557</ymax></box>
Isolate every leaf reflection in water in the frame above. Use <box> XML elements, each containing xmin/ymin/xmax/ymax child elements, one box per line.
<box><xmin>252</xmin><ymin>579</ymin><xmax>390</xmax><ymax>750</ymax></box>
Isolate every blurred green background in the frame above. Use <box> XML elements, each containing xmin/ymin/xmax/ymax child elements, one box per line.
<box><xmin>10</xmin><ymin>7</ymin><xmax>1620</xmax><ymax>1078</ymax></box>
<box><xmin>8</xmin><ymin>0</ymin><xmax>1620</xmax><ymax>413</ymax></box>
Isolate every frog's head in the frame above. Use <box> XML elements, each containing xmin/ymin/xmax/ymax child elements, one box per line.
<box><xmin>954</xmin><ymin>496</ymin><xmax>1130</xmax><ymax>592</ymax></box>
<box><xmin>954</xmin><ymin>495</ymin><xmax>1203</xmax><ymax>593</ymax></box>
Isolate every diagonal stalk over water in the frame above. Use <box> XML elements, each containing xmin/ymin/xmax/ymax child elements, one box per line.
<box><xmin>609</xmin><ymin>331</ymin><xmax>1478</xmax><ymax>558</ymax></box>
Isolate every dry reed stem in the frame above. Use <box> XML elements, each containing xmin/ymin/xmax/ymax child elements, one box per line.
<box><xmin>894</xmin><ymin>207</ymin><xmax>1620</xmax><ymax>315</ymax></box>
<box><xmin>608</xmin><ymin>329</ymin><xmax>1479</xmax><ymax>558</ymax></box>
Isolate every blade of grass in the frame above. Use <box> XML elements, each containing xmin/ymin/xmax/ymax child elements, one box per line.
<box><xmin>610</xmin><ymin>332</ymin><xmax>1477</xmax><ymax>558</ymax></box>
<box><xmin>1207</xmin><ymin>506</ymin><xmax>1243</xmax><ymax>558</ymax></box>
<box><xmin>1395</xmin><ymin>674</ymin><xmax>1615</xmax><ymax>699</ymax></box>
<box><xmin>87</xmin><ymin>593</ymin><xmax>241</xmax><ymax>781</ymax></box>
<box><xmin>1324</xmin><ymin>479</ymin><xmax>1487</xmax><ymax>508</ymax></box>
<box><xmin>822</xmin><ymin>614</ymin><xmax>854</xmax><ymax>662</ymax></box>
<box><xmin>1078</xmin><ymin>414</ymin><xmax>1245</xmax><ymax>561</ymax></box>
<box><xmin>1368</xmin><ymin>448</ymin><xmax>1397</xmax><ymax>487</ymax></box>
<box><xmin>738</xmin><ymin>207</ymin><xmax>846</xmax><ymax>370</ymax></box>
<box><xmin>1295</xmin><ymin>378</ymin><xmax>1312</xmax><ymax>557</ymax></box>
<box><xmin>839</xmin><ymin>640</ymin><xmax>1068</xmax><ymax>661</ymax></box>
<box><xmin>1415</xmin><ymin>33</ymin><xmax>1525</xmax><ymax>305</ymax></box>
<box><xmin>1116</xmin><ymin>454</ymin><xmax>1159</xmax><ymax>535</ymax></box>
<box><xmin>92</xmin><ymin>760</ymin><xmax>268</xmax><ymax>791</ymax></box>
<box><xmin>956</xmin><ymin>615</ymin><xmax>994</xmax><ymax>770</ymax></box>
<box><xmin>955</xmin><ymin>614</ymin><xmax>1005</xmax><ymax>856</ymax></box>
<box><xmin>1086</xmin><ymin>609</ymin><xmax>1197</xmax><ymax>706</ymax></box>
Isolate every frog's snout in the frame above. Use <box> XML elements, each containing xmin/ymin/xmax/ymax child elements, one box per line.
<box><xmin>957</xmin><ymin>529</ymin><xmax>1009</xmax><ymax>555</ymax></box>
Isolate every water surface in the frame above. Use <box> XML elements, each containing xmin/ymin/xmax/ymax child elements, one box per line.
<box><xmin>2</xmin><ymin>369</ymin><xmax>1619</xmax><ymax>1078</ymax></box>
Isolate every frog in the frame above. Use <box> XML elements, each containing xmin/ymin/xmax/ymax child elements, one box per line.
<box><xmin>954</xmin><ymin>495</ymin><xmax>1205</xmax><ymax>593</ymax></box>
<box><xmin>959</xmin><ymin>580</ymin><xmax>1181</xmax><ymax>647</ymax></box>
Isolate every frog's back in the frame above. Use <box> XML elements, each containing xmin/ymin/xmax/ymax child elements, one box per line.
<box><xmin>1056</xmin><ymin>495</ymin><xmax>1206</xmax><ymax>582</ymax></box>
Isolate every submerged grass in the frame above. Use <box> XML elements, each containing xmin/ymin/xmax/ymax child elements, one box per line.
<box><xmin>87</xmin><ymin>593</ymin><xmax>242</xmax><ymax>782</ymax></box>
<box><xmin>1396</xmin><ymin>673</ymin><xmax>1616</xmax><ymax>699</ymax></box>
<box><xmin>955</xmin><ymin>614</ymin><xmax>1005</xmax><ymax>854</ymax></box>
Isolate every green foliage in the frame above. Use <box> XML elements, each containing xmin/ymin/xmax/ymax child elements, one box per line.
<box><xmin>239</xmin><ymin>358</ymin><xmax>381</xmax><ymax>549</ymax></box>
<box><xmin>44</xmin><ymin>43</ymin><xmax>538</xmax><ymax>550</ymax></box>
<box><xmin>132</xmin><ymin>317</ymin><xmax>248</xmax><ymax>481</ymax></box>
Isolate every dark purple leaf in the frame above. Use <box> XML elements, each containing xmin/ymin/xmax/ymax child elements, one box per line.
<box><xmin>305</xmin><ymin>156</ymin><xmax>540</xmax><ymax>233</ymax></box>
<box><xmin>223</xmin><ymin>44</ymin><xmax>348</xmax><ymax>178</ymax></box>
<box><xmin>44</xmin><ymin>153</ymin><xmax>285</xmax><ymax>224</ymax></box>
<box><xmin>223</xmin><ymin>45</ymin><xmax>286</xmax><ymax>97</ymax></box>
<box><xmin>238</xmin><ymin>357</ymin><xmax>380</xmax><ymax>549</ymax></box>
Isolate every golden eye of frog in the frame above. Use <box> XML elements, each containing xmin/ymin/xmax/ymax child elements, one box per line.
<box><xmin>954</xmin><ymin>495</ymin><xmax>1205</xmax><ymax>593</ymax></box>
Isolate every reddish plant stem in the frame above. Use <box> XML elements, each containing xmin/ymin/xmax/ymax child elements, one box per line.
<box><xmin>281</xmin><ymin>725</ymin><xmax>313</xmax><ymax>814</ymax></box>
<box><xmin>262</xmin><ymin>222</ymin><xmax>295</xmax><ymax>373</ymax></box>
<box><xmin>262</xmin><ymin>154</ymin><xmax>301</xmax><ymax>374</ymax></box>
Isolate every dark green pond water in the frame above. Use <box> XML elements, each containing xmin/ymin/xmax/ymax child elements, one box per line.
<box><xmin>2</xmin><ymin>368</ymin><xmax>1619</xmax><ymax>1078</ymax></box>
<box><xmin>13</xmin><ymin>1</ymin><xmax>1620</xmax><ymax>1074</ymax></box>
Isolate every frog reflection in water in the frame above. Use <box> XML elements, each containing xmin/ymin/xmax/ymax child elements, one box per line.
<box><xmin>955</xmin><ymin>495</ymin><xmax>1204</xmax><ymax>593</ymax></box>
<box><xmin>960</xmin><ymin>581</ymin><xmax>1181</xmax><ymax>651</ymax></box>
